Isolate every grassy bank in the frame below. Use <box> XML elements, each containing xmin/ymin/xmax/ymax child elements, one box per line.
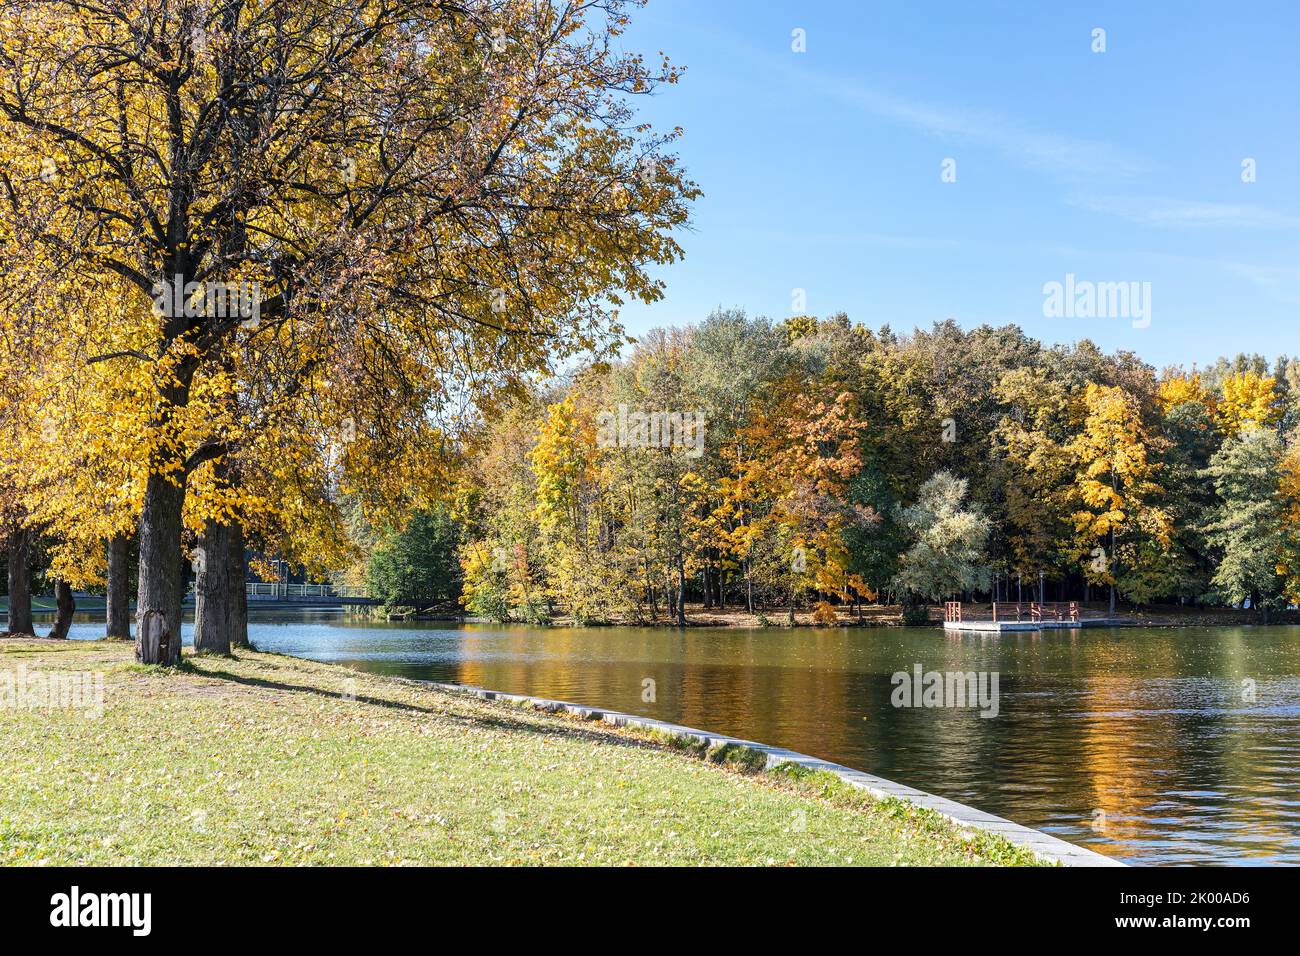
<box><xmin>0</xmin><ymin>639</ymin><xmax>1043</xmax><ymax>867</ymax></box>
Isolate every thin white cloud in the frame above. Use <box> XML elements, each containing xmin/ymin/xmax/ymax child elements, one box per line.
<box><xmin>1223</xmin><ymin>261</ymin><xmax>1300</xmax><ymax>304</ymax></box>
<box><xmin>767</xmin><ymin>58</ymin><xmax>1147</xmax><ymax>181</ymax></box>
<box><xmin>1072</xmin><ymin>195</ymin><xmax>1300</xmax><ymax>229</ymax></box>
<box><xmin>686</xmin><ymin>26</ymin><xmax>1149</xmax><ymax>182</ymax></box>
<box><xmin>826</xmin><ymin>82</ymin><xmax>1149</xmax><ymax>180</ymax></box>
<box><xmin>710</xmin><ymin>225</ymin><xmax>1089</xmax><ymax>258</ymax></box>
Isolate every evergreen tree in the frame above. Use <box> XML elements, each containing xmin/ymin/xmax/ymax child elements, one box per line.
<box><xmin>367</xmin><ymin>508</ymin><xmax>463</xmax><ymax>613</ymax></box>
<box><xmin>1200</xmin><ymin>430</ymin><xmax>1286</xmax><ymax>620</ymax></box>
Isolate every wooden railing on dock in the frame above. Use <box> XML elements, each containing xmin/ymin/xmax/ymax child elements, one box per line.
<box><xmin>945</xmin><ymin>601</ymin><xmax>1081</xmax><ymax>624</ymax></box>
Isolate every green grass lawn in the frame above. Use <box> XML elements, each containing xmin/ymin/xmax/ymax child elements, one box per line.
<box><xmin>0</xmin><ymin>639</ymin><xmax>1044</xmax><ymax>867</ymax></box>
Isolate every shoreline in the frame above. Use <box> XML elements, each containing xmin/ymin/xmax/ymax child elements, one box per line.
<box><xmin>460</xmin><ymin>604</ymin><xmax>1300</xmax><ymax>630</ymax></box>
<box><xmin>2</xmin><ymin>638</ymin><xmax>1050</xmax><ymax>867</ymax></box>
<box><xmin>423</xmin><ymin>679</ymin><xmax>1123</xmax><ymax>868</ymax></box>
<box><xmin>9</xmin><ymin>599</ymin><xmax>1298</xmax><ymax>631</ymax></box>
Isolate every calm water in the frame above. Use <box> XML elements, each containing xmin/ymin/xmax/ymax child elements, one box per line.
<box><xmin>62</xmin><ymin>611</ymin><xmax>1300</xmax><ymax>865</ymax></box>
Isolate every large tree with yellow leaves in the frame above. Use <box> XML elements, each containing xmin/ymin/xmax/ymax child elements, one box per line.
<box><xmin>1067</xmin><ymin>383</ymin><xmax>1173</xmax><ymax>614</ymax></box>
<box><xmin>0</xmin><ymin>0</ymin><xmax>696</xmax><ymax>661</ymax></box>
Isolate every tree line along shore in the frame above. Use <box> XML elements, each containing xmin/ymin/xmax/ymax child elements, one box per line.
<box><xmin>10</xmin><ymin>313</ymin><xmax>1298</xmax><ymax>636</ymax></box>
<box><xmin>436</xmin><ymin>313</ymin><xmax>1300</xmax><ymax>628</ymax></box>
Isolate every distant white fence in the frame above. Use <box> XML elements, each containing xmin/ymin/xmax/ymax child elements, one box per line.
<box><xmin>248</xmin><ymin>582</ymin><xmax>371</xmax><ymax>600</ymax></box>
<box><xmin>188</xmin><ymin>582</ymin><xmax>369</xmax><ymax>600</ymax></box>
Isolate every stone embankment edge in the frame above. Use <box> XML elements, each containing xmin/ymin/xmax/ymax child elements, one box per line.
<box><xmin>422</xmin><ymin>680</ymin><xmax>1125</xmax><ymax>868</ymax></box>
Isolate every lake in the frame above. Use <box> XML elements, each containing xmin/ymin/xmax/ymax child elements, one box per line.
<box><xmin>60</xmin><ymin>610</ymin><xmax>1300</xmax><ymax>865</ymax></box>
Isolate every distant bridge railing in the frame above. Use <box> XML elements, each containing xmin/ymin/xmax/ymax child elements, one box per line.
<box><xmin>185</xmin><ymin>582</ymin><xmax>370</xmax><ymax>601</ymax></box>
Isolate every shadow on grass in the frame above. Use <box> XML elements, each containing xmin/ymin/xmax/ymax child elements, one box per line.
<box><xmin>189</xmin><ymin>658</ymin><xmax>663</xmax><ymax>753</ymax></box>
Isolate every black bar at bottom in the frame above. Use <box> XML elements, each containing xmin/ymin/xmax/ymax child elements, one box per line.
<box><xmin>0</xmin><ymin>865</ymin><xmax>1279</xmax><ymax>942</ymax></box>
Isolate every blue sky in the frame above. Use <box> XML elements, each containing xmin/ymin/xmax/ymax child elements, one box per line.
<box><xmin>615</xmin><ymin>0</ymin><xmax>1300</xmax><ymax>369</ymax></box>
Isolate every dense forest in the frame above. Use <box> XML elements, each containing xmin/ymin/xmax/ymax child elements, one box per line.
<box><xmin>440</xmin><ymin>311</ymin><xmax>1300</xmax><ymax>625</ymax></box>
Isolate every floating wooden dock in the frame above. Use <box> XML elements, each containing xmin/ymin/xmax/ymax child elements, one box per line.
<box><xmin>941</xmin><ymin>601</ymin><xmax>1116</xmax><ymax>632</ymax></box>
<box><xmin>943</xmin><ymin>618</ymin><xmax>1116</xmax><ymax>632</ymax></box>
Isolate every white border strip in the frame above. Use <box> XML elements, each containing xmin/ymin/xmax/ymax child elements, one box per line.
<box><xmin>422</xmin><ymin>680</ymin><xmax>1124</xmax><ymax>868</ymax></box>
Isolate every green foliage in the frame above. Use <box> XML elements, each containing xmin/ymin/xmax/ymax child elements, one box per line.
<box><xmin>705</xmin><ymin>742</ymin><xmax>769</xmax><ymax>773</ymax></box>
<box><xmin>844</xmin><ymin>465</ymin><xmax>906</xmax><ymax>592</ymax></box>
<box><xmin>454</xmin><ymin>314</ymin><xmax>1300</xmax><ymax>619</ymax></box>
<box><xmin>467</xmin><ymin>587</ymin><xmax>511</xmax><ymax>624</ymax></box>
<box><xmin>900</xmin><ymin>603</ymin><xmax>932</xmax><ymax>626</ymax></box>
<box><xmin>1156</xmin><ymin>398</ymin><xmax>1219</xmax><ymax>601</ymax></box>
<box><xmin>1200</xmin><ymin>430</ymin><xmax>1286</xmax><ymax>611</ymax></box>
<box><xmin>366</xmin><ymin>508</ymin><xmax>462</xmax><ymax>612</ymax></box>
<box><xmin>892</xmin><ymin>472</ymin><xmax>991</xmax><ymax>602</ymax></box>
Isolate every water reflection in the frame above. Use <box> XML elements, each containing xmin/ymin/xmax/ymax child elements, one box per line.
<box><xmin>64</xmin><ymin>613</ymin><xmax>1300</xmax><ymax>865</ymax></box>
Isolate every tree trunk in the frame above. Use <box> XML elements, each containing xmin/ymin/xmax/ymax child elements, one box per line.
<box><xmin>228</xmin><ymin>520</ymin><xmax>249</xmax><ymax>648</ymax></box>
<box><xmin>643</xmin><ymin>555</ymin><xmax>658</xmax><ymax>620</ymax></box>
<box><xmin>178</xmin><ymin>537</ymin><xmax>192</xmax><ymax>621</ymax></box>
<box><xmin>106</xmin><ymin>533</ymin><xmax>131</xmax><ymax>639</ymax></box>
<box><xmin>674</xmin><ymin>555</ymin><xmax>686</xmax><ymax>627</ymax></box>
<box><xmin>49</xmin><ymin>580</ymin><xmax>74</xmax><ymax>639</ymax></box>
<box><xmin>1108</xmin><ymin>494</ymin><xmax>1118</xmax><ymax>618</ymax></box>
<box><xmin>136</xmin><ymin>472</ymin><xmax>186</xmax><ymax>665</ymax></box>
<box><xmin>5</xmin><ymin>525</ymin><xmax>33</xmax><ymax>636</ymax></box>
<box><xmin>193</xmin><ymin>519</ymin><xmax>233</xmax><ymax>655</ymax></box>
